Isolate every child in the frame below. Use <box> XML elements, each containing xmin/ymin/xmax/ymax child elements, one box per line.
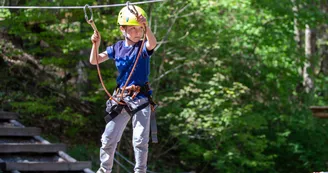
<box><xmin>89</xmin><ymin>4</ymin><xmax>157</xmax><ymax>173</ymax></box>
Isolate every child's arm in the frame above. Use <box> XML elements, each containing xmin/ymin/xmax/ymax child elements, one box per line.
<box><xmin>89</xmin><ymin>31</ymin><xmax>109</xmax><ymax>65</ymax></box>
<box><xmin>137</xmin><ymin>15</ymin><xmax>157</xmax><ymax>51</ymax></box>
<box><xmin>145</xmin><ymin>25</ymin><xmax>157</xmax><ymax>51</ymax></box>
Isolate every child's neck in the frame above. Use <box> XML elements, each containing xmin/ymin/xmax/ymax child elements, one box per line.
<box><xmin>124</xmin><ymin>38</ymin><xmax>137</xmax><ymax>46</ymax></box>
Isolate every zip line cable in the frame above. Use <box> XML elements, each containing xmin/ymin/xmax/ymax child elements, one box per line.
<box><xmin>0</xmin><ymin>0</ymin><xmax>164</xmax><ymax>9</ymax></box>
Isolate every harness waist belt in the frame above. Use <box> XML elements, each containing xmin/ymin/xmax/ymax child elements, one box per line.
<box><xmin>104</xmin><ymin>82</ymin><xmax>158</xmax><ymax>143</ymax></box>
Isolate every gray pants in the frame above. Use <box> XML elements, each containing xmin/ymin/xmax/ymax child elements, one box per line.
<box><xmin>98</xmin><ymin>97</ymin><xmax>151</xmax><ymax>173</ymax></box>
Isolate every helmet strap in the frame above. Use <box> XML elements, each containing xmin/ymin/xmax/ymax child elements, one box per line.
<box><xmin>122</xmin><ymin>26</ymin><xmax>138</xmax><ymax>44</ymax></box>
<box><xmin>125</xmin><ymin>35</ymin><xmax>138</xmax><ymax>44</ymax></box>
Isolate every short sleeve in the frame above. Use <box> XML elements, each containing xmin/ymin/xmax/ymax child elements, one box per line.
<box><xmin>106</xmin><ymin>45</ymin><xmax>115</xmax><ymax>59</ymax></box>
<box><xmin>142</xmin><ymin>41</ymin><xmax>154</xmax><ymax>58</ymax></box>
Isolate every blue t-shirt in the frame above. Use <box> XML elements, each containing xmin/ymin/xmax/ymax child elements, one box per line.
<box><xmin>106</xmin><ymin>40</ymin><xmax>154</xmax><ymax>88</ymax></box>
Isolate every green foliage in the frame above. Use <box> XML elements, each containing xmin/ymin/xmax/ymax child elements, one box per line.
<box><xmin>154</xmin><ymin>0</ymin><xmax>328</xmax><ymax>172</ymax></box>
<box><xmin>46</xmin><ymin>107</ymin><xmax>87</xmax><ymax>126</ymax></box>
<box><xmin>11</xmin><ymin>100</ymin><xmax>54</xmax><ymax>115</ymax></box>
<box><xmin>67</xmin><ymin>143</ymin><xmax>100</xmax><ymax>170</ymax></box>
<box><xmin>1</xmin><ymin>0</ymin><xmax>328</xmax><ymax>172</ymax></box>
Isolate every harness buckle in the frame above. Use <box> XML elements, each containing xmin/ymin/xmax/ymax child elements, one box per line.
<box><xmin>125</xmin><ymin>85</ymin><xmax>141</xmax><ymax>99</ymax></box>
<box><xmin>115</xmin><ymin>85</ymin><xmax>141</xmax><ymax>99</ymax></box>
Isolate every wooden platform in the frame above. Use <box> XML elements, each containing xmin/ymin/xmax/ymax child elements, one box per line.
<box><xmin>0</xmin><ymin>143</ymin><xmax>66</xmax><ymax>153</ymax></box>
<box><xmin>5</xmin><ymin>161</ymin><xmax>92</xmax><ymax>171</ymax></box>
<box><xmin>310</xmin><ymin>106</ymin><xmax>328</xmax><ymax>118</ymax></box>
<box><xmin>0</xmin><ymin>111</ymin><xmax>18</xmax><ymax>120</ymax></box>
<box><xmin>0</xmin><ymin>111</ymin><xmax>94</xmax><ymax>173</ymax></box>
<box><xmin>0</xmin><ymin>127</ymin><xmax>41</xmax><ymax>136</ymax></box>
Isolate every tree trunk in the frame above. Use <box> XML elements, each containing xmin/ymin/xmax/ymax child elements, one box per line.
<box><xmin>76</xmin><ymin>60</ymin><xmax>90</xmax><ymax>98</ymax></box>
<box><xmin>303</xmin><ymin>25</ymin><xmax>316</xmax><ymax>93</ymax></box>
<box><xmin>291</xmin><ymin>0</ymin><xmax>302</xmax><ymax>49</ymax></box>
<box><xmin>319</xmin><ymin>1</ymin><xmax>328</xmax><ymax>75</ymax></box>
<box><xmin>320</xmin><ymin>34</ymin><xmax>328</xmax><ymax>75</ymax></box>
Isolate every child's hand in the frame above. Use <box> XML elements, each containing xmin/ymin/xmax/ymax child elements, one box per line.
<box><xmin>91</xmin><ymin>31</ymin><xmax>101</xmax><ymax>46</ymax></box>
<box><xmin>137</xmin><ymin>15</ymin><xmax>147</xmax><ymax>26</ymax></box>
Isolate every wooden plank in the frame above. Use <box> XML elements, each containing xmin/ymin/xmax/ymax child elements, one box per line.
<box><xmin>5</xmin><ymin>161</ymin><xmax>92</xmax><ymax>171</ymax></box>
<box><xmin>0</xmin><ymin>143</ymin><xmax>66</xmax><ymax>153</ymax></box>
<box><xmin>84</xmin><ymin>168</ymin><xmax>95</xmax><ymax>173</ymax></box>
<box><xmin>0</xmin><ymin>127</ymin><xmax>41</xmax><ymax>136</ymax></box>
<box><xmin>11</xmin><ymin>170</ymin><xmax>21</xmax><ymax>173</ymax></box>
<box><xmin>312</xmin><ymin>112</ymin><xmax>328</xmax><ymax>118</ymax></box>
<box><xmin>310</xmin><ymin>106</ymin><xmax>328</xmax><ymax>118</ymax></box>
<box><xmin>0</xmin><ymin>111</ymin><xmax>18</xmax><ymax>120</ymax></box>
<box><xmin>310</xmin><ymin>106</ymin><xmax>328</xmax><ymax>111</ymax></box>
<box><xmin>0</xmin><ymin>158</ymin><xmax>6</xmax><ymax>170</ymax></box>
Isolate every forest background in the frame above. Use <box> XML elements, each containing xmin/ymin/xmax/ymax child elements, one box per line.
<box><xmin>1</xmin><ymin>0</ymin><xmax>328</xmax><ymax>172</ymax></box>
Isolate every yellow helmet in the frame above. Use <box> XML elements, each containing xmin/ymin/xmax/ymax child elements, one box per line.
<box><xmin>117</xmin><ymin>5</ymin><xmax>148</xmax><ymax>26</ymax></box>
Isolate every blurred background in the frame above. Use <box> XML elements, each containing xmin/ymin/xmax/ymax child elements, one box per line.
<box><xmin>1</xmin><ymin>0</ymin><xmax>328</xmax><ymax>172</ymax></box>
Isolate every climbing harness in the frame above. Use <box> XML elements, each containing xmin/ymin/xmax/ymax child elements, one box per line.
<box><xmin>84</xmin><ymin>2</ymin><xmax>158</xmax><ymax>143</ymax></box>
<box><xmin>104</xmin><ymin>83</ymin><xmax>158</xmax><ymax>143</ymax></box>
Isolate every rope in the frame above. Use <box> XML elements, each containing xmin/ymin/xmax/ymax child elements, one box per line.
<box><xmin>116</xmin><ymin>151</ymin><xmax>197</xmax><ymax>173</ymax></box>
<box><xmin>85</xmin><ymin>2</ymin><xmax>147</xmax><ymax>104</ymax></box>
<box><xmin>115</xmin><ymin>151</ymin><xmax>158</xmax><ymax>173</ymax></box>
<box><xmin>0</xmin><ymin>0</ymin><xmax>165</xmax><ymax>9</ymax></box>
<box><xmin>115</xmin><ymin>151</ymin><xmax>135</xmax><ymax>166</ymax></box>
<box><xmin>118</xmin><ymin>2</ymin><xmax>147</xmax><ymax>100</ymax></box>
<box><xmin>114</xmin><ymin>158</ymin><xmax>133</xmax><ymax>173</ymax></box>
<box><xmin>87</xmin><ymin>18</ymin><xmax>126</xmax><ymax>105</ymax></box>
<box><xmin>119</xmin><ymin>27</ymin><xmax>147</xmax><ymax>100</ymax></box>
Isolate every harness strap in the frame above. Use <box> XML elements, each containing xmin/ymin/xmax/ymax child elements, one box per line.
<box><xmin>125</xmin><ymin>102</ymin><xmax>149</xmax><ymax>116</ymax></box>
<box><xmin>150</xmin><ymin>111</ymin><xmax>158</xmax><ymax>143</ymax></box>
<box><xmin>104</xmin><ymin>100</ymin><xmax>158</xmax><ymax>143</ymax></box>
<box><xmin>104</xmin><ymin>104</ymin><xmax>124</xmax><ymax>123</ymax></box>
<box><xmin>105</xmin><ymin>82</ymin><xmax>158</xmax><ymax>143</ymax></box>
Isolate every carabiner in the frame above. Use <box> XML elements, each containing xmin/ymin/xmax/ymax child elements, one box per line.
<box><xmin>83</xmin><ymin>4</ymin><xmax>93</xmax><ymax>22</ymax></box>
<box><xmin>126</xmin><ymin>1</ymin><xmax>139</xmax><ymax>17</ymax></box>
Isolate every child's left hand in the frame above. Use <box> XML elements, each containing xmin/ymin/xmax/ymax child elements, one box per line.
<box><xmin>137</xmin><ymin>15</ymin><xmax>147</xmax><ymax>26</ymax></box>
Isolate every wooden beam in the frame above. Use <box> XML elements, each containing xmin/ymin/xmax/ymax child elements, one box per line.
<box><xmin>310</xmin><ymin>106</ymin><xmax>328</xmax><ymax>118</ymax></box>
<box><xmin>0</xmin><ymin>112</ymin><xmax>18</xmax><ymax>120</ymax></box>
<box><xmin>0</xmin><ymin>127</ymin><xmax>41</xmax><ymax>136</ymax></box>
<box><xmin>310</xmin><ymin>106</ymin><xmax>328</xmax><ymax>110</ymax></box>
<box><xmin>312</xmin><ymin>112</ymin><xmax>328</xmax><ymax>118</ymax></box>
<box><xmin>0</xmin><ymin>143</ymin><xmax>66</xmax><ymax>153</ymax></box>
<box><xmin>0</xmin><ymin>158</ymin><xmax>6</xmax><ymax>170</ymax></box>
<box><xmin>5</xmin><ymin>161</ymin><xmax>92</xmax><ymax>171</ymax></box>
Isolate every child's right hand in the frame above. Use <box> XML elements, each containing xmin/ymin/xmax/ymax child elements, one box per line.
<box><xmin>91</xmin><ymin>31</ymin><xmax>101</xmax><ymax>46</ymax></box>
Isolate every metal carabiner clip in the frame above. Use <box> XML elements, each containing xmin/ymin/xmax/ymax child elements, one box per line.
<box><xmin>83</xmin><ymin>4</ymin><xmax>93</xmax><ymax>22</ymax></box>
<box><xmin>126</xmin><ymin>1</ymin><xmax>139</xmax><ymax>17</ymax></box>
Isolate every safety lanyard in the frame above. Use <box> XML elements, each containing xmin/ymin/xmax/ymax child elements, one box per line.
<box><xmin>84</xmin><ymin>2</ymin><xmax>146</xmax><ymax>104</ymax></box>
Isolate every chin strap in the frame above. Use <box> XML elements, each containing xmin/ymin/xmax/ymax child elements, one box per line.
<box><xmin>122</xmin><ymin>28</ymin><xmax>139</xmax><ymax>44</ymax></box>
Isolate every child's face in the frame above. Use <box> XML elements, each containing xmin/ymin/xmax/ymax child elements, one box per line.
<box><xmin>121</xmin><ymin>25</ymin><xmax>144</xmax><ymax>43</ymax></box>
